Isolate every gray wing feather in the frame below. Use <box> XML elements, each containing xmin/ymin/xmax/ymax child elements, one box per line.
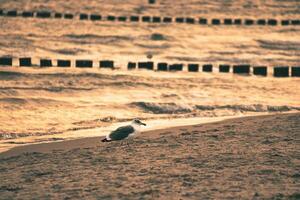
<box><xmin>109</xmin><ymin>125</ymin><xmax>135</xmax><ymax>140</ymax></box>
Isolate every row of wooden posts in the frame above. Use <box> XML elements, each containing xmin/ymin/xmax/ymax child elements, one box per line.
<box><xmin>1</xmin><ymin>9</ymin><xmax>299</xmax><ymax>26</ymax></box>
<box><xmin>0</xmin><ymin>57</ymin><xmax>299</xmax><ymax>77</ymax></box>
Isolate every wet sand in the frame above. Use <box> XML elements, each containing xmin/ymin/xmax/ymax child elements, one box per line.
<box><xmin>0</xmin><ymin>113</ymin><xmax>299</xmax><ymax>199</ymax></box>
<box><xmin>0</xmin><ymin>115</ymin><xmax>253</xmax><ymax>154</ymax></box>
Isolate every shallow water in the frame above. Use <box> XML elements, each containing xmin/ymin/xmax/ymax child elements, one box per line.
<box><xmin>0</xmin><ymin>68</ymin><xmax>299</xmax><ymax>139</ymax></box>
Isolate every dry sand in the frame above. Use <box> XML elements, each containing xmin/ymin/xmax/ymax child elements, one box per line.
<box><xmin>0</xmin><ymin>113</ymin><xmax>299</xmax><ymax>199</ymax></box>
<box><xmin>0</xmin><ymin>0</ymin><xmax>300</xmax><ymax>146</ymax></box>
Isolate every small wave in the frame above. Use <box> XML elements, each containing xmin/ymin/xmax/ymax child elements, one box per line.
<box><xmin>164</xmin><ymin>56</ymin><xmax>201</xmax><ymax>62</ymax></box>
<box><xmin>161</xmin><ymin>94</ymin><xmax>179</xmax><ymax>98</ymax></box>
<box><xmin>0</xmin><ymin>89</ymin><xmax>19</xmax><ymax>96</ymax></box>
<box><xmin>0</xmin><ymin>71</ymin><xmax>24</xmax><ymax>80</ymax></box>
<box><xmin>0</xmin><ymin>86</ymin><xmax>94</xmax><ymax>92</ymax></box>
<box><xmin>0</xmin><ymin>97</ymin><xmax>69</xmax><ymax>106</ymax></box>
<box><xmin>0</xmin><ymin>98</ymin><xmax>27</xmax><ymax>104</ymax></box>
<box><xmin>257</xmin><ymin>40</ymin><xmax>300</xmax><ymax>51</ymax></box>
<box><xmin>132</xmin><ymin>102</ymin><xmax>300</xmax><ymax>114</ymax></box>
<box><xmin>55</xmin><ymin>48</ymin><xmax>88</xmax><ymax>55</ymax></box>
<box><xmin>64</xmin><ymin>34</ymin><xmax>131</xmax><ymax>40</ymax></box>
<box><xmin>131</xmin><ymin>102</ymin><xmax>193</xmax><ymax>114</ymax></box>
<box><xmin>196</xmin><ymin>104</ymin><xmax>300</xmax><ymax>112</ymax></box>
<box><xmin>63</xmin><ymin>34</ymin><xmax>132</xmax><ymax>45</ymax></box>
<box><xmin>135</xmin><ymin>43</ymin><xmax>171</xmax><ymax>49</ymax></box>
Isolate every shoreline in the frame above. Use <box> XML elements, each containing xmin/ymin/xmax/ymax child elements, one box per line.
<box><xmin>0</xmin><ymin>111</ymin><xmax>297</xmax><ymax>158</ymax></box>
<box><xmin>0</xmin><ymin>114</ymin><xmax>249</xmax><ymax>155</ymax></box>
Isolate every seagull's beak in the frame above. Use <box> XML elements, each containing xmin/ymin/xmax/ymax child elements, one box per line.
<box><xmin>141</xmin><ymin>122</ymin><xmax>146</xmax><ymax>126</ymax></box>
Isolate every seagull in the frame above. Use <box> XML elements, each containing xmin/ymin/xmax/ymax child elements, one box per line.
<box><xmin>101</xmin><ymin>119</ymin><xmax>146</xmax><ymax>142</ymax></box>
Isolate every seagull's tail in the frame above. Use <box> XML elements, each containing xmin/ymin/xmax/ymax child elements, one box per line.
<box><xmin>101</xmin><ymin>138</ymin><xmax>111</xmax><ymax>142</ymax></box>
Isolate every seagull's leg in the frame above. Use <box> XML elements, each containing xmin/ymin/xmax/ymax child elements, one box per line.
<box><xmin>127</xmin><ymin>137</ymin><xmax>133</xmax><ymax>147</ymax></box>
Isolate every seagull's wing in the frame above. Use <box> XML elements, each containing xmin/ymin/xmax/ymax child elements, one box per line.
<box><xmin>109</xmin><ymin>125</ymin><xmax>135</xmax><ymax>140</ymax></box>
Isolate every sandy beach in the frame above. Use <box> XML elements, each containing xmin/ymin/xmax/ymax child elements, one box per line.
<box><xmin>0</xmin><ymin>113</ymin><xmax>299</xmax><ymax>199</ymax></box>
<box><xmin>1</xmin><ymin>0</ymin><xmax>300</xmax><ymax>199</ymax></box>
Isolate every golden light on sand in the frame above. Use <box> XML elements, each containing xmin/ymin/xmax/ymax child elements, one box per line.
<box><xmin>0</xmin><ymin>0</ymin><xmax>299</xmax><ymax>199</ymax></box>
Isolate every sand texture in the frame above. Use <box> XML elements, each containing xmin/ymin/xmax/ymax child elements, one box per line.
<box><xmin>0</xmin><ymin>113</ymin><xmax>299</xmax><ymax>199</ymax></box>
<box><xmin>0</xmin><ymin>0</ymin><xmax>300</xmax><ymax>147</ymax></box>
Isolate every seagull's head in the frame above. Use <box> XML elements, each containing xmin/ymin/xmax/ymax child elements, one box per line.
<box><xmin>132</xmin><ymin>118</ymin><xmax>146</xmax><ymax>126</ymax></box>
